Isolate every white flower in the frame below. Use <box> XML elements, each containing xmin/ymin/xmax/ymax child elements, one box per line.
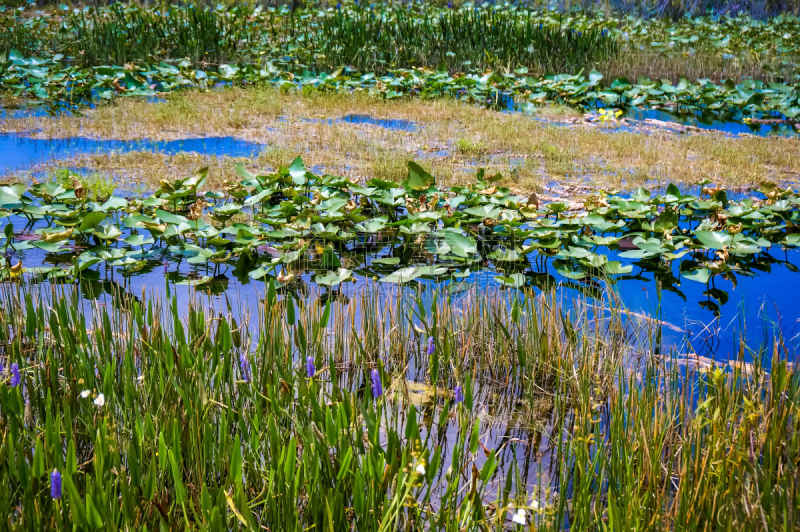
<box><xmin>531</xmin><ymin>499</ymin><xmax>540</xmax><ymax>509</ymax></box>
<box><xmin>512</xmin><ymin>508</ymin><xmax>526</xmax><ymax>525</ymax></box>
<box><xmin>93</xmin><ymin>394</ymin><xmax>105</xmax><ymax>407</ymax></box>
<box><xmin>79</xmin><ymin>390</ymin><xmax>90</xmax><ymax>398</ymax></box>
<box><xmin>415</xmin><ymin>464</ymin><xmax>426</xmax><ymax>475</ymax></box>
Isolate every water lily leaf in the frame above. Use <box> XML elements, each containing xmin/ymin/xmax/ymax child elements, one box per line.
<box><xmin>464</xmin><ymin>204</ymin><xmax>501</xmax><ymax>218</ymax></box>
<box><xmin>683</xmin><ymin>267</ymin><xmax>710</xmax><ymax>283</ymax></box>
<box><xmin>244</xmin><ymin>189</ymin><xmax>273</xmax><ymax>206</ymax></box>
<box><xmin>100</xmin><ymin>196</ymin><xmax>128</xmax><ymax>211</ymax></box>
<box><xmin>156</xmin><ymin>209</ymin><xmax>190</xmax><ymax>225</ymax></box>
<box><xmin>355</xmin><ymin>217</ymin><xmax>388</xmax><ymax>233</ymax></box>
<box><xmin>93</xmin><ymin>224</ymin><xmax>122</xmax><ymax>240</ymax></box>
<box><xmin>446</xmin><ymin>233</ymin><xmax>477</xmax><ymax>258</ymax></box>
<box><xmin>399</xmin><ymin>222</ymin><xmax>431</xmax><ymax>235</ymax></box>
<box><xmin>75</xmin><ymin>257</ymin><xmax>101</xmax><ymax>272</ymax></box>
<box><xmin>372</xmin><ymin>257</ymin><xmax>400</xmax><ymax>266</ymax></box>
<box><xmin>316</xmin><ymin>268</ymin><xmax>352</xmax><ymax>286</ymax></box>
<box><xmin>489</xmin><ymin>248</ymin><xmax>522</xmax><ymax>261</ymax></box>
<box><xmin>695</xmin><ymin>230</ymin><xmax>732</xmax><ymax>249</ymax></box>
<box><xmin>555</xmin><ymin>261</ymin><xmax>588</xmax><ymax>280</ymax></box>
<box><xmin>617</xmin><ymin>249</ymin><xmax>657</xmax><ymax>259</ymax></box>
<box><xmin>177</xmin><ymin>276</ymin><xmax>213</xmax><ymax>286</ymax></box>
<box><xmin>380</xmin><ymin>266</ymin><xmax>422</xmax><ymax>283</ymax></box>
<box><xmin>282</xmin><ymin>246</ymin><xmax>308</xmax><ymax>264</ymax></box>
<box><xmin>416</xmin><ymin>266</ymin><xmax>448</xmax><ymax>277</ymax></box>
<box><xmin>605</xmin><ymin>261</ymin><xmax>632</xmax><ymax>274</ymax></box>
<box><xmin>404</xmin><ymin>161</ymin><xmax>435</xmax><ymax>191</ymax></box>
<box><xmin>321</xmin><ymin>247</ymin><xmax>341</xmax><ymax>268</ymax></box>
<box><xmin>0</xmin><ymin>186</ymin><xmax>22</xmax><ymax>207</ymax></box>
<box><xmin>495</xmin><ymin>273</ymin><xmax>525</xmax><ymax>287</ymax></box>
<box><xmin>124</xmin><ymin>234</ymin><xmax>155</xmax><ymax>247</ymax></box>
<box><xmin>289</xmin><ymin>156</ymin><xmax>308</xmax><ymax>184</ymax></box>
<box><xmin>425</xmin><ymin>239</ymin><xmax>451</xmax><ymax>256</ymax></box>
<box><xmin>79</xmin><ymin>212</ymin><xmax>106</xmax><ymax>231</ymax></box>
<box><xmin>30</xmin><ymin>241</ymin><xmax>66</xmax><ymax>253</ymax></box>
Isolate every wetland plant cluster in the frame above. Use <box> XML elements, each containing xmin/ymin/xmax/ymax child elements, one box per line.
<box><xmin>0</xmin><ymin>278</ymin><xmax>797</xmax><ymax>530</ymax></box>
<box><xmin>1</xmin><ymin>2</ymin><xmax>800</xmax><ymax>119</ymax></box>
<box><xmin>1</xmin><ymin>159</ymin><xmax>800</xmax><ymax>302</ymax></box>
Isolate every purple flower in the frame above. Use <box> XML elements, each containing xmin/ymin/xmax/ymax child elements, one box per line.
<box><xmin>10</xmin><ymin>363</ymin><xmax>20</xmax><ymax>387</ymax></box>
<box><xmin>239</xmin><ymin>353</ymin><xmax>252</xmax><ymax>383</ymax></box>
<box><xmin>163</xmin><ymin>259</ymin><xmax>168</xmax><ymax>274</ymax></box>
<box><xmin>426</xmin><ymin>337</ymin><xmax>435</xmax><ymax>355</ymax></box>
<box><xmin>454</xmin><ymin>385</ymin><xmax>464</xmax><ymax>404</ymax></box>
<box><xmin>306</xmin><ymin>356</ymin><xmax>315</xmax><ymax>378</ymax></box>
<box><xmin>51</xmin><ymin>470</ymin><xmax>62</xmax><ymax>499</ymax></box>
<box><xmin>370</xmin><ymin>369</ymin><xmax>382</xmax><ymax>398</ymax></box>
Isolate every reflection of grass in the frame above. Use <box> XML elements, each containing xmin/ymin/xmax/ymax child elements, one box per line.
<box><xmin>4</xmin><ymin>88</ymin><xmax>799</xmax><ymax>196</ymax></box>
<box><xmin>1</xmin><ymin>281</ymin><xmax>796</xmax><ymax>529</ymax></box>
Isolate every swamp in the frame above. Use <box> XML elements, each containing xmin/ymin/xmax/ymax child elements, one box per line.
<box><xmin>0</xmin><ymin>0</ymin><xmax>799</xmax><ymax>530</ymax></box>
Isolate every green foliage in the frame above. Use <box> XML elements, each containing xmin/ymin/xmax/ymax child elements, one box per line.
<box><xmin>0</xmin><ymin>278</ymin><xmax>797</xmax><ymax>529</ymax></box>
<box><xmin>0</xmin><ymin>157</ymin><xmax>798</xmax><ymax>316</ymax></box>
<box><xmin>51</xmin><ymin>169</ymin><xmax>116</xmax><ymax>203</ymax></box>
<box><xmin>1</xmin><ymin>3</ymin><xmax>800</xmax><ymax>119</ymax></box>
<box><xmin>292</xmin><ymin>5</ymin><xmax>618</xmax><ymax>74</ymax></box>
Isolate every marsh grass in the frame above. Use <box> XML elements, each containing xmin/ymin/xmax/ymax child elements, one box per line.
<box><xmin>4</xmin><ymin>89</ymin><xmax>798</xmax><ymax>196</ymax></box>
<box><xmin>0</xmin><ymin>277</ymin><xmax>797</xmax><ymax>530</ymax></box>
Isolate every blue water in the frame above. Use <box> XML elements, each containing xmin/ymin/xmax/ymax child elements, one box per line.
<box><xmin>306</xmin><ymin>114</ymin><xmax>416</xmax><ymax>131</ymax></box>
<box><xmin>625</xmin><ymin>107</ymin><xmax>800</xmax><ymax>138</ymax></box>
<box><xmin>0</xmin><ymin>134</ymin><xmax>265</xmax><ymax>173</ymax></box>
<box><xmin>341</xmin><ymin>114</ymin><xmax>416</xmax><ymax>131</ymax></box>
<box><xmin>497</xmin><ymin>91</ymin><xmax>799</xmax><ymax>138</ymax></box>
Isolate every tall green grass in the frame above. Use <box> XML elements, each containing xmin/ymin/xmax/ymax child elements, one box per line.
<box><xmin>293</xmin><ymin>7</ymin><xmax>617</xmax><ymax>74</ymax></box>
<box><xmin>0</xmin><ymin>280</ymin><xmax>797</xmax><ymax>530</ymax></box>
<box><xmin>61</xmin><ymin>3</ymin><xmax>266</xmax><ymax>66</ymax></box>
<box><xmin>1</xmin><ymin>3</ymin><xmax>616</xmax><ymax>74</ymax></box>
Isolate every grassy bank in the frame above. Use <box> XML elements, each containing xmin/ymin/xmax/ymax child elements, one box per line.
<box><xmin>4</xmin><ymin>89</ymin><xmax>798</xmax><ymax>193</ymax></box>
<box><xmin>0</xmin><ymin>282</ymin><xmax>797</xmax><ymax>529</ymax></box>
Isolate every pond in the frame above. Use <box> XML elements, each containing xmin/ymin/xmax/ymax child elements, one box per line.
<box><xmin>0</xmin><ymin>133</ymin><xmax>264</xmax><ymax>174</ymax></box>
<box><xmin>1</xmin><ymin>143</ymin><xmax>798</xmax><ymax>365</ymax></box>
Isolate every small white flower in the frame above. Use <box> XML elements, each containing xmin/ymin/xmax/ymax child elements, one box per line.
<box><xmin>512</xmin><ymin>508</ymin><xmax>526</xmax><ymax>525</ymax></box>
<box><xmin>79</xmin><ymin>390</ymin><xmax>90</xmax><ymax>399</ymax></box>
<box><xmin>531</xmin><ymin>499</ymin><xmax>540</xmax><ymax>509</ymax></box>
<box><xmin>93</xmin><ymin>394</ymin><xmax>105</xmax><ymax>407</ymax></box>
<box><xmin>415</xmin><ymin>464</ymin><xmax>426</xmax><ymax>475</ymax></box>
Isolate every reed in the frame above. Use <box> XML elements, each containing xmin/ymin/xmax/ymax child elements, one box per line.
<box><xmin>0</xmin><ymin>279</ymin><xmax>796</xmax><ymax>530</ymax></box>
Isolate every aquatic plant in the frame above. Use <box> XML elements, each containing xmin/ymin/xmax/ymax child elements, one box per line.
<box><xmin>0</xmin><ymin>278</ymin><xmax>796</xmax><ymax>529</ymax></box>
<box><xmin>0</xmin><ymin>156</ymin><xmax>799</xmax><ymax>313</ymax></box>
<box><xmin>294</xmin><ymin>5</ymin><xmax>618</xmax><ymax>74</ymax></box>
<box><xmin>2</xmin><ymin>3</ymin><xmax>800</xmax><ymax>118</ymax></box>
